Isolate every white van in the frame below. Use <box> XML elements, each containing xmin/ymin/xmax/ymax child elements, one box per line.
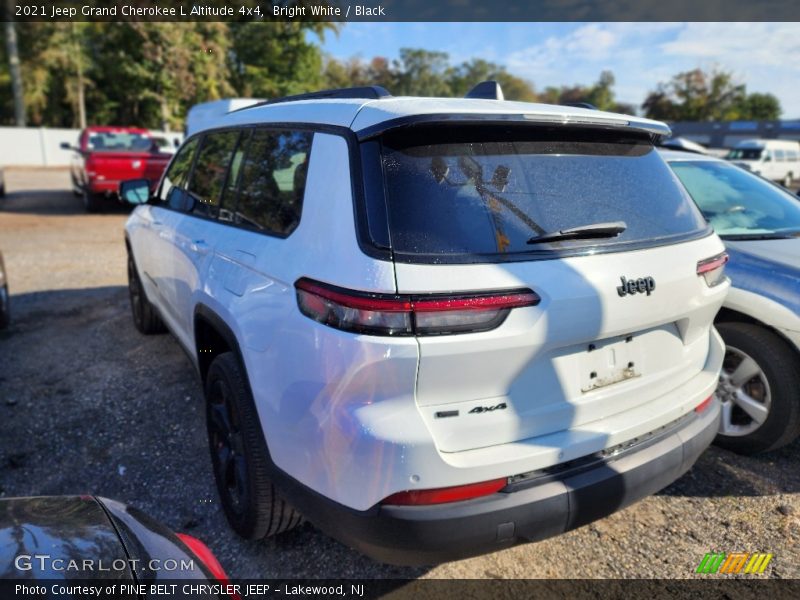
<box><xmin>727</xmin><ymin>139</ymin><xmax>800</xmax><ymax>187</ymax></box>
<box><xmin>185</xmin><ymin>98</ymin><xmax>264</xmax><ymax>137</ymax></box>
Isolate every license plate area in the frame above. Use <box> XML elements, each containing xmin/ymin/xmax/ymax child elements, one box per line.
<box><xmin>580</xmin><ymin>333</ymin><xmax>641</xmax><ymax>392</ymax></box>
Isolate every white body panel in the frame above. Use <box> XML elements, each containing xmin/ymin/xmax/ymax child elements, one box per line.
<box><xmin>394</xmin><ymin>235</ymin><xmax>727</xmax><ymax>454</ymax></box>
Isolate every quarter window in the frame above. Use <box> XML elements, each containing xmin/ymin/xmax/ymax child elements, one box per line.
<box><xmin>232</xmin><ymin>129</ymin><xmax>313</xmax><ymax>236</ymax></box>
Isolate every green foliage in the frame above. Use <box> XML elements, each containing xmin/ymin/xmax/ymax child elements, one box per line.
<box><xmin>539</xmin><ymin>70</ymin><xmax>633</xmax><ymax>113</ymax></box>
<box><xmin>642</xmin><ymin>68</ymin><xmax>781</xmax><ymax>121</ymax></box>
<box><xmin>0</xmin><ymin>22</ymin><xmax>333</xmax><ymax>130</ymax></box>
<box><xmin>322</xmin><ymin>50</ymin><xmax>538</xmax><ymax>102</ymax></box>
<box><xmin>4</xmin><ymin>23</ymin><xmax>781</xmax><ymax>131</ymax></box>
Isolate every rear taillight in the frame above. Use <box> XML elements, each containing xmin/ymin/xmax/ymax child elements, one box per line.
<box><xmin>177</xmin><ymin>533</ymin><xmax>239</xmax><ymax>600</ymax></box>
<box><xmin>697</xmin><ymin>252</ymin><xmax>729</xmax><ymax>287</ymax></box>
<box><xmin>295</xmin><ymin>278</ymin><xmax>539</xmax><ymax>336</ymax></box>
<box><xmin>381</xmin><ymin>478</ymin><xmax>508</xmax><ymax>506</ymax></box>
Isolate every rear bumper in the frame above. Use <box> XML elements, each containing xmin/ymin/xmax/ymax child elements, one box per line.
<box><xmin>280</xmin><ymin>399</ymin><xmax>719</xmax><ymax>566</ymax></box>
<box><xmin>88</xmin><ymin>180</ymin><xmax>121</xmax><ymax>195</ymax></box>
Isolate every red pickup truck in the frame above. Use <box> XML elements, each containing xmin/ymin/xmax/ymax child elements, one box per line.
<box><xmin>62</xmin><ymin>126</ymin><xmax>172</xmax><ymax>212</ymax></box>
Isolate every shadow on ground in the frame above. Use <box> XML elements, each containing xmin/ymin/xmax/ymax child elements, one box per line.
<box><xmin>0</xmin><ymin>286</ymin><xmax>427</xmax><ymax>578</ymax></box>
<box><xmin>0</xmin><ymin>188</ymin><xmax>131</xmax><ymax>216</ymax></box>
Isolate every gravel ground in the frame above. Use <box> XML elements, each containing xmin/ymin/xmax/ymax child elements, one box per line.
<box><xmin>0</xmin><ymin>168</ymin><xmax>798</xmax><ymax>580</ymax></box>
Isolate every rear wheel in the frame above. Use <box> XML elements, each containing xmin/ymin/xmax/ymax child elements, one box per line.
<box><xmin>83</xmin><ymin>189</ymin><xmax>103</xmax><ymax>213</ymax></box>
<box><xmin>206</xmin><ymin>352</ymin><xmax>303</xmax><ymax>539</ymax></box>
<box><xmin>714</xmin><ymin>322</ymin><xmax>800</xmax><ymax>454</ymax></box>
<box><xmin>127</xmin><ymin>252</ymin><xmax>165</xmax><ymax>334</ymax></box>
<box><xmin>0</xmin><ymin>283</ymin><xmax>9</xmax><ymax>329</ymax></box>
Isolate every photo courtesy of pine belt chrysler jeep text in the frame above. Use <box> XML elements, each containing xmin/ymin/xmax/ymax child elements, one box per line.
<box><xmin>121</xmin><ymin>82</ymin><xmax>729</xmax><ymax>565</ymax></box>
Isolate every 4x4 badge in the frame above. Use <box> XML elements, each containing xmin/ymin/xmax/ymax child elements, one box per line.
<box><xmin>617</xmin><ymin>276</ymin><xmax>656</xmax><ymax>297</ymax></box>
<box><xmin>469</xmin><ymin>402</ymin><xmax>507</xmax><ymax>414</ymax></box>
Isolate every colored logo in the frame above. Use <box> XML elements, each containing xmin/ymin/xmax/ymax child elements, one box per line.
<box><xmin>696</xmin><ymin>552</ymin><xmax>773</xmax><ymax>574</ymax></box>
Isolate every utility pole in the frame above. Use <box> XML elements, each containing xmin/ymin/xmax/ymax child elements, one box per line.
<box><xmin>4</xmin><ymin>2</ymin><xmax>26</xmax><ymax>127</ymax></box>
<box><xmin>72</xmin><ymin>22</ymin><xmax>86</xmax><ymax>129</ymax></box>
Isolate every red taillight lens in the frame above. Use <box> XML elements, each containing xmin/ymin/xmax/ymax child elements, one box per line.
<box><xmin>695</xmin><ymin>394</ymin><xmax>714</xmax><ymax>413</ymax></box>
<box><xmin>382</xmin><ymin>478</ymin><xmax>508</xmax><ymax>506</ymax></box>
<box><xmin>295</xmin><ymin>278</ymin><xmax>540</xmax><ymax>336</ymax></box>
<box><xmin>697</xmin><ymin>252</ymin><xmax>729</xmax><ymax>287</ymax></box>
<box><xmin>177</xmin><ymin>533</ymin><xmax>239</xmax><ymax>600</ymax></box>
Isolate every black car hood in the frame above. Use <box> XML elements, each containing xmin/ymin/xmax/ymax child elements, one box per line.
<box><xmin>0</xmin><ymin>495</ymin><xmax>133</xmax><ymax>581</ymax></box>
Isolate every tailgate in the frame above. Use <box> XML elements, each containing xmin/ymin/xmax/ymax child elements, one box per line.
<box><xmin>396</xmin><ymin>235</ymin><xmax>728</xmax><ymax>453</ymax></box>
<box><xmin>89</xmin><ymin>152</ymin><xmax>167</xmax><ymax>183</ymax></box>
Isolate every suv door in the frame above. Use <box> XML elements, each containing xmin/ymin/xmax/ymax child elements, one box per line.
<box><xmin>169</xmin><ymin>130</ymin><xmax>242</xmax><ymax>347</ymax></box>
<box><xmin>143</xmin><ymin>136</ymin><xmax>200</xmax><ymax>330</ymax></box>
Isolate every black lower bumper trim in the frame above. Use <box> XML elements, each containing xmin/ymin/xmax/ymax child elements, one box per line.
<box><xmin>271</xmin><ymin>403</ymin><xmax>720</xmax><ymax>566</ymax></box>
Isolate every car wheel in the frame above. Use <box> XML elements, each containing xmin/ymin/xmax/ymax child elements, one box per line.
<box><xmin>714</xmin><ymin>322</ymin><xmax>800</xmax><ymax>454</ymax></box>
<box><xmin>83</xmin><ymin>189</ymin><xmax>103</xmax><ymax>213</ymax></box>
<box><xmin>782</xmin><ymin>173</ymin><xmax>793</xmax><ymax>188</ymax></box>
<box><xmin>0</xmin><ymin>283</ymin><xmax>9</xmax><ymax>329</ymax></box>
<box><xmin>127</xmin><ymin>252</ymin><xmax>165</xmax><ymax>334</ymax></box>
<box><xmin>206</xmin><ymin>352</ymin><xmax>303</xmax><ymax>539</ymax></box>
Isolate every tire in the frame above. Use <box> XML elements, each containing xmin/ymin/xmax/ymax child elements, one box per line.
<box><xmin>0</xmin><ymin>284</ymin><xmax>9</xmax><ymax>329</ymax></box>
<box><xmin>714</xmin><ymin>322</ymin><xmax>800</xmax><ymax>454</ymax></box>
<box><xmin>782</xmin><ymin>172</ymin><xmax>793</xmax><ymax>188</ymax></box>
<box><xmin>127</xmin><ymin>252</ymin><xmax>165</xmax><ymax>334</ymax></box>
<box><xmin>205</xmin><ymin>352</ymin><xmax>303</xmax><ymax>539</ymax></box>
<box><xmin>83</xmin><ymin>189</ymin><xmax>103</xmax><ymax>213</ymax></box>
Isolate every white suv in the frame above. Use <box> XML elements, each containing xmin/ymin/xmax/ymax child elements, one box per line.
<box><xmin>121</xmin><ymin>84</ymin><xmax>729</xmax><ymax>565</ymax></box>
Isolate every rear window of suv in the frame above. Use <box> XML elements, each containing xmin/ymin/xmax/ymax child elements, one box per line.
<box><xmin>373</xmin><ymin>126</ymin><xmax>709</xmax><ymax>262</ymax></box>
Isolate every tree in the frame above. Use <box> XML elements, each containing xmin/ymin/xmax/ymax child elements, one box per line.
<box><xmin>3</xmin><ymin>9</ymin><xmax>24</xmax><ymax>126</ymax></box>
<box><xmin>740</xmin><ymin>92</ymin><xmax>781</xmax><ymax>120</ymax></box>
<box><xmin>392</xmin><ymin>48</ymin><xmax>451</xmax><ymax>97</ymax></box>
<box><xmin>446</xmin><ymin>58</ymin><xmax>536</xmax><ymax>101</ymax></box>
<box><xmin>641</xmin><ymin>68</ymin><xmax>781</xmax><ymax>121</ymax></box>
<box><xmin>228</xmin><ymin>22</ymin><xmax>336</xmax><ymax>99</ymax></box>
<box><xmin>539</xmin><ymin>71</ymin><xmax>631</xmax><ymax>113</ymax></box>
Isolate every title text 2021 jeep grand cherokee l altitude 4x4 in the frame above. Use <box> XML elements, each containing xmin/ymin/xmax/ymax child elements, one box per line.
<box><xmin>121</xmin><ymin>83</ymin><xmax>729</xmax><ymax>565</ymax></box>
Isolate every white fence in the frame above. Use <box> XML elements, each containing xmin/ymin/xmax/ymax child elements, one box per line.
<box><xmin>0</xmin><ymin>127</ymin><xmax>182</xmax><ymax>168</ymax></box>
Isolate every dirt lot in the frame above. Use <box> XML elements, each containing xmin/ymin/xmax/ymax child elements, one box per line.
<box><xmin>0</xmin><ymin>168</ymin><xmax>798</xmax><ymax>579</ymax></box>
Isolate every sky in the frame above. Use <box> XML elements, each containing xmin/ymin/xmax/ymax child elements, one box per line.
<box><xmin>320</xmin><ymin>22</ymin><xmax>800</xmax><ymax>118</ymax></box>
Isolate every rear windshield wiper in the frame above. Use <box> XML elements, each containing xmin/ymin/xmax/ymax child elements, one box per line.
<box><xmin>527</xmin><ymin>221</ymin><xmax>627</xmax><ymax>244</ymax></box>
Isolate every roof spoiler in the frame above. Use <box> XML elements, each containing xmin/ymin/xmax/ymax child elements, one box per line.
<box><xmin>465</xmin><ymin>81</ymin><xmax>504</xmax><ymax>101</ymax></box>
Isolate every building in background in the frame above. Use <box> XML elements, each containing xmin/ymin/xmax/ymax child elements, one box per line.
<box><xmin>670</xmin><ymin>120</ymin><xmax>800</xmax><ymax>150</ymax></box>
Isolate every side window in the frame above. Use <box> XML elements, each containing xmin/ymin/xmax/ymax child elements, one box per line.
<box><xmin>186</xmin><ymin>130</ymin><xmax>240</xmax><ymax>218</ymax></box>
<box><xmin>233</xmin><ymin>128</ymin><xmax>313</xmax><ymax>236</ymax></box>
<box><xmin>219</xmin><ymin>130</ymin><xmax>251</xmax><ymax>223</ymax></box>
<box><xmin>775</xmin><ymin>149</ymin><xmax>786</xmax><ymax>162</ymax></box>
<box><xmin>158</xmin><ymin>137</ymin><xmax>199</xmax><ymax>208</ymax></box>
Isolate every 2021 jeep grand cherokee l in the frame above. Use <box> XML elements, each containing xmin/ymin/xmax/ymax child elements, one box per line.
<box><xmin>122</xmin><ymin>84</ymin><xmax>729</xmax><ymax>565</ymax></box>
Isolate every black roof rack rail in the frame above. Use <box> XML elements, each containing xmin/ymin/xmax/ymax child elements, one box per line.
<box><xmin>232</xmin><ymin>86</ymin><xmax>392</xmax><ymax>113</ymax></box>
<box><xmin>562</xmin><ymin>102</ymin><xmax>598</xmax><ymax>110</ymax></box>
<box><xmin>465</xmin><ymin>81</ymin><xmax>504</xmax><ymax>101</ymax></box>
